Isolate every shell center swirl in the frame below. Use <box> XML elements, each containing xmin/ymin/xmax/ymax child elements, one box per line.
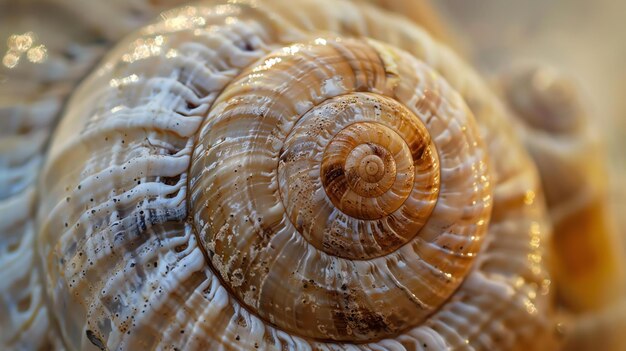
<box><xmin>346</xmin><ymin>143</ymin><xmax>395</xmax><ymax>188</ymax></box>
<box><xmin>280</xmin><ymin>95</ymin><xmax>440</xmax><ymax>257</ymax></box>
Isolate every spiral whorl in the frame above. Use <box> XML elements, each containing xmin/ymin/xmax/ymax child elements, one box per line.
<box><xmin>282</xmin><ymin>94</ymin><xmax>440</xmax><ymax>259</ymax></box>
<box><xmin>190</xmin><ymin>37</ymin><xmax>491</xmax><ymax>342</ymax></box>
<box><xmin>33</xmin><ymin>0</ymin><xmax>554</xmax><ymax>349</ymax></box>
<box><xmin>320</xmin><ymin>120</ymin><xmax>418</xmax><ymax>221</ymax></box>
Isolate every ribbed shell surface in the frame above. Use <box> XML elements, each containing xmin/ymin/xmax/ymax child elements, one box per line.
<box><xmin>34</xmin><ymin>0</ymin><xmax>554</xmax><ymax>350</ymax></box>
<box><xmin>0</xmin><ymin>1</ymin><xmax>191</xmax><ymax>349</ymax></box>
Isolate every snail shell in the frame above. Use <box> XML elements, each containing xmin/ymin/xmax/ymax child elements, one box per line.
<box><xmin>4</xmin><ymin>0</ymin><xmax>556</xmax><ymax>350</ymax></box>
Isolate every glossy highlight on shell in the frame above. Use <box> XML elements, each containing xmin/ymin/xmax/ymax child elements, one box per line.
<box><xmin>0</xmin><ymin>0</ymin><xmax>589</xmax><ymax>350</ymax></box>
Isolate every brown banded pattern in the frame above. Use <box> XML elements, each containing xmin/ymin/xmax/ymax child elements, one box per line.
<box><xmin>189</xmin><ymin>37</ymin><xmax>491</xmax><ymax>342</ymax></box>
<box><xmin>32</xmin><ymin>0</ymin><xmax>555</xmax><ymax>350</ymax></box>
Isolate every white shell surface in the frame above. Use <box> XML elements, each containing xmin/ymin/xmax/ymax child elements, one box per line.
<box><xmin>0</xmin><ymin>3</ymin><xmax>105</xmax><ymax>349</ymax></box>
<box><xmin>33</xmin><ymin>0</ymin><xmax>555</xmax><ymax>350</ymax></box>
<box><xmin>0</xmin><ymin>1</ymin><xmax>199</xmax><ymax>349</ymax></box>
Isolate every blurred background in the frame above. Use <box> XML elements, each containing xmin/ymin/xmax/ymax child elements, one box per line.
<box><xmin>435</xmin><ymin>3</ymin><xmax>626</xmax><ymax>348</ymax></box>
<box><xmin>436</xmin><ymin>0</ymin><xmax>626</xmax><ymax>235</ymax></box>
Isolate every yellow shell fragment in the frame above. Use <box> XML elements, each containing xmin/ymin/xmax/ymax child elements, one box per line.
<box><xmin>499</xmin><ymin>65</ymin><xmax>625</xmax><ymax>312</ymax></box>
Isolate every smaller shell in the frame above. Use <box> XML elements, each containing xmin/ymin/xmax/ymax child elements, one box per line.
<box><xmin>498</xmin><ymin>64</ymin><xmax>625</xmax><ymax>311</ymax></box>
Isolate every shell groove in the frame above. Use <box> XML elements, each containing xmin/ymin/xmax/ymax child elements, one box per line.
<box><xmin>32</xmin><ymin>0</ymin><xmax>554</xmax><ymax>350</ymax></box>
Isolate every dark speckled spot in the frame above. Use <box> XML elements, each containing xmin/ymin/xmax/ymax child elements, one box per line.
<box><xmin>86</xmin><ymin>330</ymin><xmax>106</xmax><ymax>350</ymax></box>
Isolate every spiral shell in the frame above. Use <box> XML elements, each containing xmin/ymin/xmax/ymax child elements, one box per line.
<box><xmin>189</xmin><ymin>37</ymin><xmax>491</xmax><ymax>343</ymax></box>
<box><xmin>6</xmin><ymin>0</ymin><xmax>556</xmax><ymax>349</ymax></box>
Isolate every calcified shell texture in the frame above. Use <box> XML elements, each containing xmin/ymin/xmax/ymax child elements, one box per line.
<box><xmin>0</xmin><ymin>0</ymin><xmax>190</xmax><ymax>349</ymax></box>
<box><xmin>11</xmin><ymin>0</ymin><xmax>554</xmax><ymax>350</ymax></box>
